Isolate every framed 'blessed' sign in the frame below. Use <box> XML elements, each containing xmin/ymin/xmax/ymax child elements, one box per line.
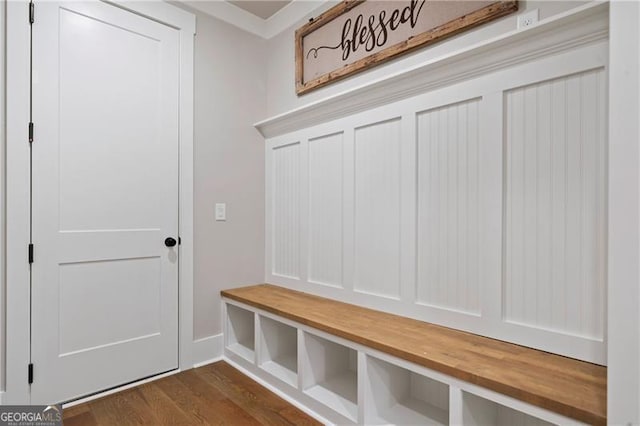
<box><xmin>295</xmin><ymin>0</ymin><xmax>518</xmax><ymax>95</ymax></box>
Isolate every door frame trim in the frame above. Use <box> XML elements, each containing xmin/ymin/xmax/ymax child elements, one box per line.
<box><xmin>4</xmin><ymin>0</ymin><xmax>196</xmax><ymax>404</ymax></box>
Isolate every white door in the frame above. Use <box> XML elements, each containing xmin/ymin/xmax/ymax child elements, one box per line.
<box><xmin>31</xmin><ymin>1</ymin><xmax>180</xmax><ymax>404</ymax></box>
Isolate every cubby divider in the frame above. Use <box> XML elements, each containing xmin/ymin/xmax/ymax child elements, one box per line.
<box><xmin>258</xmin><ymin>315</ymin><xmax>298</xmax><ymax>387</ymax></box>
<box><xmin>225</xmin><ymin>303</ymin><xmax>255</xmax><ymax>362</ymax></box>
<box><xmin>222</xmin><ymin>294</ymin><xmax>581</xmax><ymax>426</ymax></box>
<box><xmin>301</xmin><ymin>332</ymin><xmax>358</xmax><ymax>422</ymax></box>
<box><xmin>364</xmin><ymin>355</ymin><xmax>449</xmax><ymax>425</ymax></box>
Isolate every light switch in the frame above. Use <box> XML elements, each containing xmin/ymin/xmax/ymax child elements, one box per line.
<box><xmin>215</xmin><ymin>203</ymin><xmax>226</xmax><ymax>221</ymax></box>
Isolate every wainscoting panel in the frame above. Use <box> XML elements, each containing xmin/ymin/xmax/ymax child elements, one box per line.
<box><xmin>271</xmin><ymin>142</ymin><xmax>301</xmax><ymax>279</ymax></box>
<box><xmin>308</xmin><ymin>133</ymin><xmax>344</xmax><ymax>288</ymax></box>
<box><xmin>504</xmin><ymin>69</ymin><xmax>607</xmax><ymax>340</ymax></box>
<box><xmin>263</xmin><ymin>29</ymin><xmax>608</xmax><ymax>364</ymax></box>
<box><xmin>353</xmin><ymin>119</ymin><xmax>402</xmax><ymax>299</ymax></box>
<box><xmin>416</xmin><ymin>99</ymin><xmax>482</xmax><ymax>315</ymax></box>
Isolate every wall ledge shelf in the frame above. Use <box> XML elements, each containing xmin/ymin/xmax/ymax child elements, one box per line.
<box><xmin>254</xmin><ymin>2</ymin><xmax>608</xmax><ymax>139</ymax></box>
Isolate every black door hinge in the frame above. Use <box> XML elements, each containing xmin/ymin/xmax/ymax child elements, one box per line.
<box><xmin>29</xmin><ymin>2</ymin><xmax>34</xmax><ymax>24</ymax></box>
<box><xmin>178</xmin><ymin>237</ymin><xmax>181</xmax><ymax>245</ymax></box>
<box><xmin>28</xmin><ymin>243</ymin><xmax>34</xmax><ymax>264</ymax></box>
<box><xmin>28</xmin><ymin>363</ymin><xmax>34</xmax><ymax>384</ymax></box>
<box><xmin>28</xmin><ymin>122</ymin><xmax>34</xmax><ymax>143</ymax></box>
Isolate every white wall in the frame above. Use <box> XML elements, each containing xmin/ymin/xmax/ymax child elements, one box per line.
<box><xmin>608</xmin><ymin>1</ymin><xmax>640</xmax><ymax>423</ymax></box>
<box><xmin>181</xmin><ymin>7</ymin><xmax>267</xmax><ymax>340</ymax></box>
<box><xmin>265</xmin><ymin>1</ymin><xmax>587</xmax><ymax>117</ymax></box>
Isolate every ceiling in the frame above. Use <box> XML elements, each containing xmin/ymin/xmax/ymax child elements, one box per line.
<box><xmin>227</xmin><ymin>0</ymin><xmax>292</xmax><ymax>19</ymax></box>
<box><xmin>181</xmin><ymin>0</ymin><xmax>323</xmax><ymax>39</ymax></box>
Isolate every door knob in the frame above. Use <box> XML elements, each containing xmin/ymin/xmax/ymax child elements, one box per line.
<box><xmin>164</xmin><ymin>237</ymin><xmax>177</xmax><ymax>247</ymax></box>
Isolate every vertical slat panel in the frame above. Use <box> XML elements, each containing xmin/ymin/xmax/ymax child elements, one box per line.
<box><xmin>272</xmin><ymin>142</ymin><xmax>300</xmax><ymax>278</ymax></box>
<box><xmin>353</xmin><ymin>118</ymin><xmax>402</xmax><ymax>299</ymax></box>
<box><xmin>550</xmin><ymin>78</ymin><xmax>567</xmax><ymax>330</ymax></box>
<box><xmin>504</xmin><ymin>68</ymin><xmax>606</xmax><ymax>339</ymax></box>
<box><xmin>308</xmin><ymin>133</ymin><xmax>344</xmax><ymax>287</ymax></box>
<box><xmin>595</xmin><ymin>71</ymin><xmax>607</xmax><ymax>340</ymax></box>
<box><xmin>342</xmin><ymin>128</ymin><xmax>356</xmax><ymax>292</ymax></box>
<box><xmin>535</xmin><ymin>81</ymin><xmax>552</xmax><ymax>329</ymax></box>
<box><xmin>565</xmin><ymin>75</ymin><xmax>582</xmax><ymax>334</ymax></box>
<box><xmin>416</xmin><ymin>98</ymin><xmax>481</xmax><ymax>314</ymax></box>
<box><xmin>507</xmin><ymin>89</ymin><xmax>525</xmax><ymax>323</ymax></box>
<box><xmin>467</xmin><ymin>100</ymin><xmax>481</xmax><ymax>314</ymax></box>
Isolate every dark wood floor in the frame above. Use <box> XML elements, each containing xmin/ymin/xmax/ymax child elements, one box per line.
<box><xmin>63</xmin><ymin>361</ymin><xmax>321</xmax><ymax>426</ymax></box>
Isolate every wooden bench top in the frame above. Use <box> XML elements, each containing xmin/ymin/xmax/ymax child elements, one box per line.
<box><xmin>222</xmin><ymin>284</ymin><xmax>606</xmax><ymax>425</ymax></box>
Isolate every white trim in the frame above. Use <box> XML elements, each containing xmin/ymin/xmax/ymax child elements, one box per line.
<box><xmin>5</xmin><ymin>0</ymin><xmax>32</xmax><ymax>405</ymax></box>
<box><xmin>175</xmin><ymin>2</ymin><xmax>196</xmax><ymax>373</ymax></box>
<box><xmin>254</xmin><ymin>1</ymin><xmax>608</xmax><ymax>139</ymax></box>
<box><xmin>4</xmin><ymin>0</ymin><xmax>195</xmax><ymax>404</ymax></box>
<box><xmin>181</xmin><ymin>0</ymin><xmax>326</xmax><ymax>40</ymax></box>
<box><xmin>263</xmin><ymin>0</ymin><xmax>329</xmax><ymax>40</ymax></box>
<box><xmin>62</xmin><ymin>368</ymin><xmax>181</xmax><ymax>408</ymax></box>
<box><xmin>608</xmin><ymin>1</ymin><xmax>640</xmax><ymax>424</ymax></box>
<box><xmin>0</xmin><ymin>0</ymin><xmax>6</xmax><ymax>395</ymax></box>
<box><xmin>182</xmin><ymin>0</ymin><xmax>265</xmax><ymax>37</ymax></box>
<box><xmin>58</xmin><ymin>333</ymin><xmax>223</xmax><ymax>408</ymax></box>
<box><xmin>192</xmin><ymin>334</ymin><xmax>224</xmax><ymax>368</ymax></box>
<box><xmin>111</xmin><ymin>0</ymin><xmax>196</xmax><ymax>34</ymax></box>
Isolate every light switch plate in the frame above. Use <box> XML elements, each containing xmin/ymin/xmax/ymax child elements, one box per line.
<box><xmin>215</xmin><ymin>203</ymin><xmax>226</xmax><ymax>221</ymax></box>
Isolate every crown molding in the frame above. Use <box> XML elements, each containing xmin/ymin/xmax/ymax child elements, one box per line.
<box><xmin>182</xmin><ymin>0</ymin><xmax>266</xmax><ymax>37</ymax></box>
<box><xmin>180</xmin><ymin>0</ymin><xmax>327</xmax><ymax>39</ymax></box>
<box><xmin>254</xmin><ymin>1</ymin><xmax>609</xmax><ymax>139</ymax></box>
<box><xmin>264</xmin><ymin>1</ymin><xmax>332</xmax><ymax>39</ymax></box>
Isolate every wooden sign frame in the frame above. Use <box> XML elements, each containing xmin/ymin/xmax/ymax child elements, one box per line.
<box><xmin>295</xmin><ymin>0</ymin><xmax>518</xmax><ymax>95</ymax></box>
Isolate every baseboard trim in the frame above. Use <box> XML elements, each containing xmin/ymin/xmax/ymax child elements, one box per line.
<box><xmin>63</xmin><ymin>369</ymin><xmax>180</xmax><ymax>408</ymax></box>
<box><xmin>62</xmin><ymin>335</ymin><xmax>223</xmax><ymax>408</ymax></box>
<box><xmin>223</xmin><ymin>357</ymin><xmax>331</xmax><ymax>425</ymax></box>
<box><xmin>192</xmin><ymin>334</ymin><xmax>223</xmax><ymax>368</ymax></box>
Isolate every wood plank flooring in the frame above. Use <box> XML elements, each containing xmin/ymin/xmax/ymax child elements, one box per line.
<box><xmin>63</xmin><ymin>361</ymin><xmax>321</xmax><ymax>426</ymax></box>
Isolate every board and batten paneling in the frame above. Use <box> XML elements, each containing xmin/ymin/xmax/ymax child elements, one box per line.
<box><xmin>416</xmin><ymin>99</ymin><xmax>481</xmax><ymax>315</ymax></box>
<box><xmin>272</xmin><ymin>142</ymin><xmax>301</xmax><ymax>278</ymax></box>
<box><xmin>354</xmin><ymin>119</ymin><xmax>402</xmax><ymax>299</ymax></box>
<box><xmin>504</xmin><ymin>68</ymin><xmax>607</xmax><ymax>340</ymax></box>
<box><xmin>308</xmin><ymin>133</ymin><xmax>344</xmax><ymax>287</ymax></box>
<box><xmin>263</xmin><ymin>33</ymin><xmax>608</xmax><ymax>364</ymax></box>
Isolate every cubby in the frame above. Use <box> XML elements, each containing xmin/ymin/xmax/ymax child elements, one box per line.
<box><xmin>462</xmin><ymin>392</ymin><xmax>554</xmax><ymax>426</ymax></box>
<box><xmin>258</xmin><ymin>315</ymin><xmax>298</xmax><ymax>387</ymax></box>
<box><xmin>222</xmin><ymin>286</ymin><xmax>605</xmax><ymax>425</ymax></box>
<box><xmin>365</xmin><ymin>355</ymin><xmax>449</xmax><ymax>425</ymax></box>
<box><xmin>225</xmin><ymin>303</ymin><xmax>255</xmax><ymax>362</ymax></box>
<box><xmin>301</xmin><ymin>332</ymin><xmax>358</xmax><ymax>422</ymax></box>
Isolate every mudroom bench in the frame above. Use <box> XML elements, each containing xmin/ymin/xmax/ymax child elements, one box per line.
<box><xmin>221</xmin><ymin>284</ymin><xmax>606</xmax><ymax>425</ymax></box>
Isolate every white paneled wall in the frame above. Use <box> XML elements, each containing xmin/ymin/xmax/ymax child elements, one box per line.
<box><xmin>308</xmin><ymin>133</ymin><xmax>343</xmax><ymax>287</ymax></box>
<box><xmin>354</xmin><ymin>119</ymin><xmax>402</xmax><ymax>299</ymax></box>
<box><xmin>265</xmin><ymin>40</ymin><xmax>608</xmax><ymax>364</ymax></box>
<box><xmin>271</xmin><ymin>142</ymin><xmax>300</xmax><ymax>279</ymax></box>
<box><xmin>504</xmin><ymin>69</ymin><xmax>607</xmax><ymax>340</ymax></box>
<box><xmin>416</xmin><ymin>99</ymin><xmax>481</xmax><ymax>315</ymax></box>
